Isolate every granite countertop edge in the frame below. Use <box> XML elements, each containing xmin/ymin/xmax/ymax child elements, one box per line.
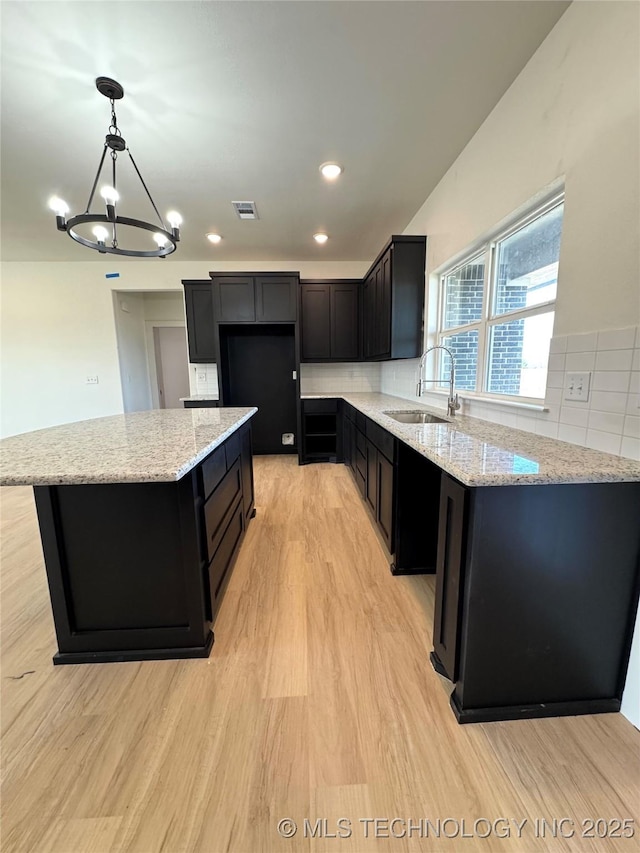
<box><xmin>0</xmin><ymin>408</ymin><xmax>257</xmax><ymax>487</ymax></box>
<box><xmin>301</xmin><ymin>392</ymin><xmax>640</xmax><ymax>487</ymax></box>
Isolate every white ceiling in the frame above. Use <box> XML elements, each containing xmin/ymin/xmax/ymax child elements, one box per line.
<box><xmin>0</xmin><ymin>1</ymin><xmax>569</xmax><ymax>263</ymax></box>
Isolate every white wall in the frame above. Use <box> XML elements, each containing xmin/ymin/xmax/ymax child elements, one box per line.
<box><xmin>378</xmin><ymin>1</ymin><xmax>640</xmax><ymax>728</ymax></box>
<box><xmin>401</xmin><ymin>1</ymin><xmax>639</xmax><ymax>336</ymax></box>
<box><xmin>142</xmin><ymin>292</ymin><xmax>186</xmax><ymax>324</ymax></box>
<box><xmin>0</xmin><ymin>259</ymin><xmax>367</xmax><ymax>438</ymax></box>
<box><xmin>113</xmin><ymin>293</ymin><xmax>153</xmax><ymax>413</ymax></box>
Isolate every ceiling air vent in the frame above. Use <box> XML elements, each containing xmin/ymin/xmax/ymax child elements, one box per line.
<box><xmin>232</xmin><ymin>201</ymin><xmax>259</xmax><ymax>220</ymax></box>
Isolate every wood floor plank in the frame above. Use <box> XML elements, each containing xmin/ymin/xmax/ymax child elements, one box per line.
<box><xmin>1</xmin><ymin>459</ymin><xmax>639</xmax><ymax>853</ymax></box>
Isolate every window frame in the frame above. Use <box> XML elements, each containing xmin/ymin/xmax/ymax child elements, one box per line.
<box><xmin>435</xmin><ymin>193</ymin><xmax>564</xmax><ymax>404</ymax></box>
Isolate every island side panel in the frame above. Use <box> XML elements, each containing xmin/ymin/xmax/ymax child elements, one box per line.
<box><xmin>452</xmin><ymin>481</ymin><xmax>640</xmax><ymax>723</ymax></box>
<box><xmin>34</xmin><ymin>473</ymin><xmax>211</xmax><ymax>663</ymax></box>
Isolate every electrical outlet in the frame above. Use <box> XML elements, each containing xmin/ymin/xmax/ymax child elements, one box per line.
<box><xmin>197</xmin><ymin>372</ymin><xmax>207</xmax><ymax>383</ymax></box>
<box><xmin>86</xmin><ymin>375</ymin><xmax>99</xmax><ymax>385</ymax></box>
<box><xmin>564</xmin><ymin>371</ymin><xmax>590</xmax><ymax>402</ymax></box>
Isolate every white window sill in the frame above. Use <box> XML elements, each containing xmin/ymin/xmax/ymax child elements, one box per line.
<box><xmin>423</xmin><ymin>387</ymin><xmax>548</xmax><ymax>413</ymax></box>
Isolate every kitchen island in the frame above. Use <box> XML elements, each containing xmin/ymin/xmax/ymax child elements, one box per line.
<box><xmin>302</xmin><ymin>392</ymin><xmax>640</xmax><ymax>723</ymax></box>
<box><xmin>0</xmin><ymin>408</ymin><xmax>257</xmax><ymax>664</ymax></box>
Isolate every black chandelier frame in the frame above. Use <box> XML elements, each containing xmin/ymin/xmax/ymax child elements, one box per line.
<box><xmin>54</xmin><ymin>77</ymin><xmax>180</xmax><ymax>258</ymax></box>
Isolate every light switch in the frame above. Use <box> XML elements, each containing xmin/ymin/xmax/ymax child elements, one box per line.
<box><xmin>564</xmin><ymin>371</ymin><xmax>590</xmax><ymax>402</ymax></box>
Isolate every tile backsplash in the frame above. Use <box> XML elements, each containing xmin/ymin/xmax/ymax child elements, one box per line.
<box><xmin>189</xmin><ymin>362</ymin><xmax>219</xmax><ymax>397</ymax></box>
<box><xmin>380</xmin><ymin>325</ymin><xmax>640</xmax><ymax>461</ymax></box>
<box><xmin>300</xmin><ymin>362</ymin><xmax>381</xmax><ymax>394</ymax></box>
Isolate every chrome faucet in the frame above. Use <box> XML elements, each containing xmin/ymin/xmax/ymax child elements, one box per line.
<box><xmin>416</xmin><ymin>345</ymin><xmax>461</xmax><ymax>417</ymax></box>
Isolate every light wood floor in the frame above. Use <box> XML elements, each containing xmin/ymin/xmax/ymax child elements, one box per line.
<box><xmin>2</xmin><ymin>456</ymin><xmax>639</xmax><ymax>853</ymax></box>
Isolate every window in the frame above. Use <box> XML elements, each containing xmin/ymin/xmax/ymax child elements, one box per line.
<box><xmin>437</xmin><ymin>196</ymin><xmax>563</xmax><ymax>400</ymax></box>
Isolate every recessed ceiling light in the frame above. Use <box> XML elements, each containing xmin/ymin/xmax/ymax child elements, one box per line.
<box><xmin>313</xmin><ymin>233</ymin><xmax>329</xmax><ymax>244</ymax></box>
<box><xmin>206</xmin><ymin>233</ymin><xmax>222</xmax><ymax>244</ymax></box>
<box><xmin>319</xmin><ymin>162</ymin><xmax>343</xmax><ymax>180</ymax></box>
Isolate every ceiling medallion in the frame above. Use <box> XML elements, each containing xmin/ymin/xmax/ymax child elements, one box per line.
<box><xmin>48</xmin><ymin>77</ymin><xmax>182</xmax><ymax>258</ymax></box>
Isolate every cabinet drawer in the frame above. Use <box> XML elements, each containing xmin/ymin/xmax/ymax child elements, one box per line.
<box><xmin>224</xmin><ymin>432</ymin><xmax>241</xmax><ymax>468</ymax></box>
<box><xmin>303</xmin><ymin>399</ymin><xmax>338</xmax><ymax>414</ymax></box>
<box><xmin>366</xmin><ymin>420</ymin><xmax>395</xmax><ymax>462</ymax></box>
<box><xmin>208</xmin><ymin>500</ymin><xmax>244</xmax><ymax>601</ymax></box>
<box><xmin>355</xmin><ymin>448</ymin><xmax>366</xmax><ymax>478</ymax></box>
<box><xmin>355</xmin><ymin>429</ymin><xmax>366</xmax><ymax>456</ymax></box>
<box><xmin>202</xmin><ymin>446</ymin><xmax>226</xmax><ymax>500</ymax></box>
<box><xmin>356</xmin><ymin>411</ymin><xmax>367</xmax><ymax>432</ymax></box>
<box><xmin>356</xmin><ymin>469</ymin><xmax>366</xmax><ymax>498</ymax></box>
<box><xmin>204</xmin><ymin>460</ymin><xmax>242</xmax><ymax>562</ymax></box>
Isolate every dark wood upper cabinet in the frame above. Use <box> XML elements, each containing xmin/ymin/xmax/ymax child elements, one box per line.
<box><xmin>331</xmin><ymin>281</ymin><xmax>359</xmax><ymax>360</ymax></box>
<box><xmin>300</xmin><ymin>280</ymin><xmax>359</xmax><ymax>361</ymax></box>
<box><xmin>211</xmin><ymin>274</ymin><xmax>297</xmax><ymax>323</ymax></box>
<box><xmin>211</xmin><ymin>276</ymin><xmax>256</xmax><ymax>322</ymax></box>
<box><xmin>300</xmin><ymin>283</ymin><xmax>331</xmax><ymax>359</ymax></box>
<box><xmin>256</xmin><ymin>276</ymin><xmax>297</xmax><ymax>322</ymax></box>
<box><xmin>183</xmin><ymin>281</ymin><xmax>217</xmax><ymax>363</ymax></box>
<box><xmin>362</xmin><ymin>236</ymin><xmax>426</xmax><ymax>361</ymax></box>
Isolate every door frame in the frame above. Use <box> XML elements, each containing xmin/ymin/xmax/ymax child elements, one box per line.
<box><xmin>144</xmin><ymin>321</ymin><xmax>191</xmax><ymax>409</ymax></box>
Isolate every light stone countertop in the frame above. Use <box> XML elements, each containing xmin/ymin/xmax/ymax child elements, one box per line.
<box><xmin>179</xmin><ymin>395</ymin><xmax>219</xmax><ymax>402</ymax></box>
<box><xmin>0</xmin><ymin>408</ymin><xmax>257</xmax><ymax>486</ymax></box>
<box><xmin>302</xmin><ymin>392</ymin><xmax>640</xmax><ymax>487</ymax></box>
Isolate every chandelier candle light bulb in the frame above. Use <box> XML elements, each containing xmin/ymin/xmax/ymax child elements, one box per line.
<box><xmin>48</xmin><ymin>196</ymin><xmax>70</xmax><ymax>230</ymax></box>
<box><xmin>167</xmin><ymin>211</ymin><xmax>182</xmax><ymax>240</ymax></box>
<box><xmin>48</xmin><ymin>77</ymin><xmax>181</xmax><ymax>258</ymax></box>
<box><xmin>100</xmin><ymin>186</ymin><xmax>119</xmax><ymax>221</ymax></box>
<box><xmin>92</xmin><ymin>225</ymin><xmax>109</xmax><ymax>253</ymax></box>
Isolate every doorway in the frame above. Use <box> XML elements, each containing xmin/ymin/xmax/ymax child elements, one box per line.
<box><xmin>219</xmin><ymin>325</ymin><xmax>297</xmax><ymax>454</ymax></box>
<box><xmin>153</xmin><ymin>326</ymin><xmax>191</xmax><ymax>409</ymax></box>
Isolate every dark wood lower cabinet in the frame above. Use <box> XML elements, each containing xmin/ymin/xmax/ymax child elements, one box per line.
<box><xmin>300</xmin><ymin>399</ymin><xmax>341</xmax><ymax>463</ymax></box>
<box><xmin>376</xmin><ymin>452</ymin><xmax>394</xmax><ymax>553</ymax></box>
<box><xmin>342</xmin><ymin>406</ymin><xmax>438</xmax><ymax>574</ymax></box>
<box><xmin>326</xmin><ymin>400</ymin><xmax>640</xmax><ymax>725</ymax></box>
<box><xmin>365</xmin><ymin>439</ymin><xmax>378</xmax><ymax>515</ymax></box>
<box><xmin>431</xmin><ymin>478</ymin><xmax>640</xmax><ymax>724</ymax></box>
<box><xmin>431</xmin><ymin>474</ymin><xmax>467</xmax><ymax>683</ymax></box>
<box><xmin>34</xmin><ymin>422</ymin><xmax>255</xmax><ymax>665</ymax></box>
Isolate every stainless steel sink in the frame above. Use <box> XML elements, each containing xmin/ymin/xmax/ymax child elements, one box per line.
<box><xmin>383</xmin><ymin>411</ymin><xmax>448</xmax><ymax>425</ymax></box>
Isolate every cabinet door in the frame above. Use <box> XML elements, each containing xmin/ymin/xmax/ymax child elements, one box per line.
<box><xmin>183</xmin><ymin>283</ymin><xmax>217</xmax><ymax>362</ymax></box>
<box><xmin>256</xmin><ymin>276</ymin><xmax>297</xmax><ymax>322</ymax></box>
<box><xmin>378</xmin><ymin>248</ymin><xmax>392</xmax><ymax>357</ymax></box>
<box><xmin>240</xmin><ymin>425</ymin><xmax>255</xmax><ymax>523</ymax></box>
<box><xmin>212</xmin><ymin>276</ymin><xmax>255</xmax><ymax>321</ymax></box>
<box><xmin>342</xmin><ymin>417</ymin><xmax>351</xmax><ymax>469</ymax></box>
<box><xmin>433</xmin><ymin>475</ymin><xmax>468</xmax><ymax>682</ymax></box>
<box><xmin>363</xmin><ymin>273</ymin><xmax>376</xmax><ymax>359</ymax></box>
<box><xmin>331</xmin><ymin>282</ymin><xmax>359</xmax><ymax>360</ymax></box>
<box><xmin>300</xmin><ymin>283</ymin><xmax>331</xmax><ymax>359</ymax></box>
<box><xmin>365</xmin><ymin>440</ymin><xmax>378</xmax><ymax>515</ymax></box>
<box><xmin>377</xmin><ymin>452</ymin><xmax>394</xmax><ymax>552</ymax></box>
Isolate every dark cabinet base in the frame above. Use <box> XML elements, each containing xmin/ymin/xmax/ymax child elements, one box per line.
<box><xmin>450</xmin><ymin>691</ymin><xmax>620</xmax><ymax>725</ymax></box>
<box><xmin>53</xmin><ymin>632</ymin><xmax>215</xmax><ymax>666</ymax></box>
<box><xmin>434</xmin><ymin>479</ymin><xmax>640</xmax><ymax>724</ymax></box>
<box><xmin>34</xmin><ymin>424</ymin><xmax>255</xmax><ymax>666</ymax></box>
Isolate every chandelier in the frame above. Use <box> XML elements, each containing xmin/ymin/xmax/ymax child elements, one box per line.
<box><xmin>48</xmin><ymin>77</ymin><xmax>181</xmax><ymax>258</ymax></box>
